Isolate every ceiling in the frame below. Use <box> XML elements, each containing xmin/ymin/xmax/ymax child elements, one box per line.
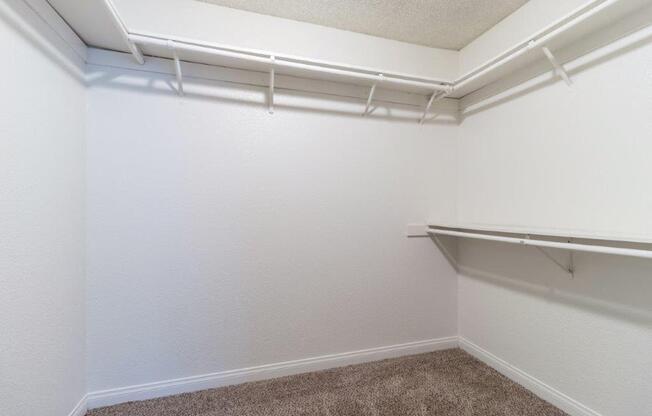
<box><xmin>197</xmin><ymin>0</ymin><xmax>529</xmax><ymax>50</ymax></box>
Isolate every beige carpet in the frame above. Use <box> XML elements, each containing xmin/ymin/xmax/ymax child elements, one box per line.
<box><xmin>87</xmin><ymin>349</ymin><xmax>567</xmax><ymax>416</ymax></box>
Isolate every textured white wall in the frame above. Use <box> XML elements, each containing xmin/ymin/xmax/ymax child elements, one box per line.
<box><xmin>84</xmin><ymin>59</ymin><xmax>458</xmax><ymax>392</ymax></box>
<box><xmin>457</xmin><ymin>16</ymin><xmax>652</xmax><ymax>241</ymax></box>
<box><xmin>0</xmin><ymin>1</ymin><xmax>86</xmax><ymax>416</ymax></box>
<box><xmin>455</xmin><ymin>7</ymin><xmax>652</xmax><ymax>416</ymax></box>
<box><xmin>458</xmin><ymin>241</ymin><xmax>652</xmax><ymax>416</ymax></box>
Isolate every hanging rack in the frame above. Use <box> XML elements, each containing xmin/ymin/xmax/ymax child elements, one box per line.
<box><xmin>428</xmin><ymin>227</ymin><xmax>652</xmax><ymax>260</ymax></box>
<box><xmin>126</xmin><ymin>32</ymin><xmax>452</xmax><ymax>93</ymax></box>
<box><xmin>449</xmin><ymin>0</ymin><xmax>645</xmax><ymax>98</ymax></box>
<box><xmin>103</xmin><ymin>0</ymin><xmax>649</xmax><ymax>117</ymax></box>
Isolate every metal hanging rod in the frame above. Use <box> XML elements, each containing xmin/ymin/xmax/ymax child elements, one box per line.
<box><xmin>428</xmin><ymin>228</ymin><xmax>652</xmax><ymax>260</ymax></box>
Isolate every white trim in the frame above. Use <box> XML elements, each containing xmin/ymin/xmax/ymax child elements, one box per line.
<box><xmin>81</xmin><ymin>337</ymin><xmax>602</xmax><ymax>415</ymax></box>
<box><xmin>20</xmin><ymin>0</ymin><xmax>87</xmax><ymax>61</ymax></box>
<box><xmin>459</xmin><ymin>337</ymin><xmax>603</xmax><ymax>416</ymax></box>
<box><xmin>67</xmin><ymin>395</ymin><xmax>88</xmax><ymax>416</ymax></box>
<box><xmin>86</xmin><ymin>336</ymin><xmax>457</xmax><ymax>409</ymax></box>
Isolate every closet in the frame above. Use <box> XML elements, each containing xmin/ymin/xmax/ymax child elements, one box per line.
<box><xmin>2</xmin><ymin>0</ymin><xmax>651</xmax><ymax>415</ymax></box>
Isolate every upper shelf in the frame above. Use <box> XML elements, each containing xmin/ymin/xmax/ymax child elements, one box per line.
<box><xmin>104</xmin><ymin>0</ymin><xmax>652</xmax><ymax>105</ymax></box>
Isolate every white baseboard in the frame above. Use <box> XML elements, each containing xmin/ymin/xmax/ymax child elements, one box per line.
<box><xmin>459</xmin><ymin>337</ymin><xmax>602</xmax><ymax>416</ymax></box>
<box><xmin>67</xmin><ymin>395</ymin><xmax>88</xmax><ymax>416</ymax></box>
<box><xmin>86</xmin><ymin>336</ymin><xmax>601</xmax><ymax>415</ymax></box>
<box><xmin>87</xmin><ymin>336</ymin><xmax>458</xmax><ymax>409</ymax></box>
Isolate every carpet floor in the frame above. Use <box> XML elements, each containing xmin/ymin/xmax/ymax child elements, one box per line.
<box><xmin>87</xmin><ymin>348</ymin><xmax>567</xmax><ymax>416</ymax></box>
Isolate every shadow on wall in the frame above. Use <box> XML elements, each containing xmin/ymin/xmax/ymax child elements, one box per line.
<box><xmin>460</xmin><ymin>2</ymin><xmax>652</xmax><ymax>118</ymax></box>
<box><xmin>455</xmin><ymin>238</ymin><xmax>652</xmax><ymax>327</ymax></box>
<box><xmin>85</xmin><ymin>62</ymin><xmax>460</xmax><ymax>125</ymax></box>
<box><xmin>0</xmin><ymin>0</ymin><xmax>85</xmax><ymax>82</ymax></box>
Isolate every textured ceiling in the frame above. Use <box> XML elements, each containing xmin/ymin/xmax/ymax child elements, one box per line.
<box><xmin>197</xmin><ymin>0</ymin><xmax>529</xmax><ymax>50</ymax></box>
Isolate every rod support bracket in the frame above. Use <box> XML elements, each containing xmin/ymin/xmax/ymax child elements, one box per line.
<box><xmin>535</xmin><ymin>246</ymin><xmax>574</xmax><ymax>276</ymax></box>
<box><xmin>363</xmin><ymin>74</ymin><xmax>383</xmax><ymax>117</ymax></box>
<box><xmin>167</xmin><ymin>40</ymin><xmax>184</xmax><ymax>96</ymax></box>
<box><xmin>269</xmin><ymin>55</ymin><xmax>275</xmax><ymax>114</ymax></box>
<box><xmin>542</xmin><ymin>46</ymin><xmax>572</xmax><ymax>86</ymax></box>
<box><xmin>419</xmin><ymin>87</ymin><xmax>451</xmax><ymax>125</ymax></box>
<box><xmin>103</xmin><ymin>0</ymin><xmax>144</xmax><ymax>64</ymax></box>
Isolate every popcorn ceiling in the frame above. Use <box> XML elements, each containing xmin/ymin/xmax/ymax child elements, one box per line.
<box><xmin>197</xmin><ymin>0</ymin><xmax>528</xmax><ymax>50</ymax></box>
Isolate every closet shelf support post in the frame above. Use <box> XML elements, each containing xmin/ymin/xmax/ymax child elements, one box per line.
<box><xmin>102</xmin><ymin>0</ymin><xmax>144</xmax><ymax>64</ymax></box>
<box><xmin>535</xmin><ymin>246</ymin><xmax>574</xmax><ymax>277</ymax></box>
<box><xmin>419</xmin><ymin>86</ymin><xmax>451</xmax><ymax>124</ymax></box>
<box><xmin>419</xmin><ymin>92</ymin><xmax>438</xmax><ymax>124</ymax></box>
<box><xmin>542</xmin><ymin>46</ymin><xmax>572</xmax><ymax>86</ymax></box>
<box><xmin>269</xmin><ymin>56</ymin><xmax>275</xmax><ymax>114</ymax></box>
<box><xmin>168</xmin><ymin>40</ymin><xmax>184</xmax><ymax>96</ymax></box>
<box><xmin>363</xmin><ymin>74</ymin><xmax>383</xmax><ymax>117</ymax></box>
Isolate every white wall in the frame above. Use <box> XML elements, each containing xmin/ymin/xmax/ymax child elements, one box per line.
<box><xmin>454</xmin><ymin>5</ymin><xmax>652</xmax><ymax>416</ymax></box>
<box><xmin>0</xmin><ymin>1</ymin><xmax>87</xmax><ymax>416</ymax></box>
<box><xmin>458</xmin><ymin>6</ymin><xmax>652</xmax><ymax>243</ymax></box>
<box><xmin>84</xmin><ymin>55</ymin><xmax>458</xmax><ymax>392</ymax></box>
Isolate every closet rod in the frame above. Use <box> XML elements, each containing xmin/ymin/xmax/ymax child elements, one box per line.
<box><xmin>127</xmin><ymin>32</ymin><xmax>452</xmax><ymax>92</ymax></box>
<box><xmin>428</xmin><ymin>228</ymin><xmax>652</xmax><ymax>259</ymax></box>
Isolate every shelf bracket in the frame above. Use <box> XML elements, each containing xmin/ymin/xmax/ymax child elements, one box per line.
<box><xmin>103</xmin><ymin>0</ymin><xmax>144</xmax><ymax>64</ymax></box>
<box><xmin>419</xmin><ymin>92</ymin><xmax>438</xmax><ymax>124</ymax></box>
<box><xmin>431</xmin><ymin>235</ymin><xmax>459</xmax><ymax>273</ymax></box>
<box><xmin>419</xmin><ymin>86</ymin><xmax>452</xmax><ymax>124</ymax></box>
<box><xmin>542</xmin><ymin>46</ymin><xmax>572</xmax><ymax>86</ymax></box>
<box><xmin>363</xmin><ymin>74</ymin><xmax>383</xmax><ymax>117</ymax></box>
<box><xmin>569</xmin><ymin>242</ymin><xmax>575</xmax><ymax>277</ymax></box>
<box><xmin>268</xmin><ymin>56</ymin><xmax>275</xmax><ymax>114</ymax></box>
<box><xmin>535</xmin><ymin>246</ymin><xmax>574</xmax><ymax>277</ymax></box>
<box><xmin>168</xmin><ymin>41</ymin><xmax>184</xmax><ymax>96</ymax></box>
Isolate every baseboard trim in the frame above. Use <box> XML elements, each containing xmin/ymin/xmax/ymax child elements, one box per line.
<box><xmin>87</xmin><ymin>336</ymin><xmax>458</xmax><ymax>409</ymax></box>
<box><xmin>67</xmin><ymin>395</ymin><xmax>88</xmax><ymax>416</ymax></box>
<box><xmin>86</xmin><ymin>336</ymin><xmax>602</xmax><ymax>415</ymax></box>
<box><xmin>459</xmin><ymin>337</ymin><xmax>603</xmax><ymax>416</ymax></box>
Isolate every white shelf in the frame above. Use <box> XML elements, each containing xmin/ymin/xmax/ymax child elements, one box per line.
<box><xmin>428</xmin><ymin>224</ymin><xmax>652</xmax><ymax>261</ymax></box>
